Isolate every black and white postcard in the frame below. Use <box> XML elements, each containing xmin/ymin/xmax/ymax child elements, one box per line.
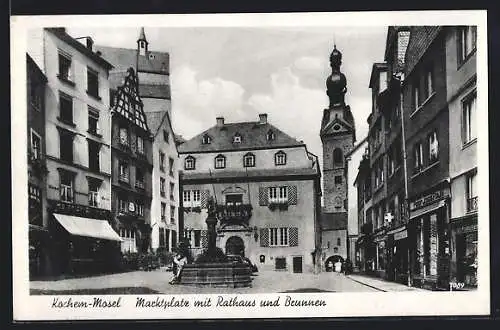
<box><xmin>11</xmin><ymin>10</ymin><xmax>490</xmax><ymax>320</ymax></box>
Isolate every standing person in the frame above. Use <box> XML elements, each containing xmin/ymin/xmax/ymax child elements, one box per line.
<box><xmin>334</xmin><ymin>259</ymin><xmax>342</xmax><ymax>274</ymax></box>
<box><xmin>169</xmin><ymin>251</ymin><xmax>187</xmax><ymax>284</ymax></box>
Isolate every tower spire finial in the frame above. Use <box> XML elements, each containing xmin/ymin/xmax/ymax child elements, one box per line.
<box><xmin>138</xmin><ymin>27</ymin><xmax>147</xmax><ymax>42</ymax></box>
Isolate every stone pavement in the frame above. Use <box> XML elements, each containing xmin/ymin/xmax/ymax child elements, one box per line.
<box><xmin>346</xmin><ymin>274</ymin><xmax>429</xmax><ymax>292</ymax></box>
<box><xmin>31</xmin><ymin>269</ymin><xmax>384</xmax><ymax>294</ymax></box>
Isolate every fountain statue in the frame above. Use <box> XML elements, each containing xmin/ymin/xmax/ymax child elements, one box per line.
<box><xmin>173</xmin><ymin>196</ymin><xmax>252</xmax><ymax>287</ymax></box>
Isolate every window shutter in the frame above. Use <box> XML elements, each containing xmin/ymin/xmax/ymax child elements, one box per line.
<box><xmin>289</xmin><ymin>227</ymin><xmax>298</xmax><ymax>246</ymax></box>
<box><xmin>259</xmin><ymin>187</ymin><xmax>269</xmax><ymax>206</ymax></box>
<box><xmin>260</xmin><ymin>228</ymin><xmax>269</xmax><ymax>247</ymax></box>
<box><xmin>200</xmin><ymin>190</ymin><xmax>210</xmax><ymax>208</ymax></box>
<box><xmin>288</xmin><ymin>185</ymin><xmax>297</xmax><ymax>205</ymax></box>
<box><xmin>201</xmin><ymin>230</ymin><xmax>208</xmax><ymax>248</ymax></box>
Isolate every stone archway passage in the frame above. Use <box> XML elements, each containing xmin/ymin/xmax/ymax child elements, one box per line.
<box><xmin>325</xmin><ymin>255</ymin><xmax>344</xmax><ymax>271</ymax></box>
<box><xmin>225</xmin><ymin>236</ymin><xmax>245</xmax><ymax>257</ymax></box>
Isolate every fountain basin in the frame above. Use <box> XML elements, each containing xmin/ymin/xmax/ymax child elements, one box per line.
<box><xmin>179</xmin><ymin>262</ymin><xmax>252</xmax><ymax>288</ymax></box>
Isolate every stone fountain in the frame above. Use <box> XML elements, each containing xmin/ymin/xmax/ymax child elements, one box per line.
<box><xmin>178</xmin><ymin>197</ymin><xmax>252</xmax><ymax>288</ymax></box>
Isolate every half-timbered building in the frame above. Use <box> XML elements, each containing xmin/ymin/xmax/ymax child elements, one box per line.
<box><xmin>110</xmin><ymin>67</ymin><xmax>154</xmax><ymax>253</ymax></box>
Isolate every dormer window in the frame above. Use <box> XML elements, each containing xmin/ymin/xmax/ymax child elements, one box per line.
<box><xmin>243</xmin><ymin>153</ymin><xmax>255</xmax><ymax>167</ymax></box>
<box><xmin>202</xmin><ymin>134</ymin><xmax>211</xmax><ymax>145</ymax></box>
<box><xmin>275</xmin><ymin>151</ymin><xmax>287</xmax><ymax>166</ymax></box>
<box><xmin>267</xmin><ymin>130</ymin><xmax>275</xmax><ymax>141</ymax></box>
<box><xmin>185</xmin><ymin>156</ymin><xmax>195</xmax><ymax>170</ymax></box>
<box><xmin>215</xmin><ymin>154</ymin><xmax>226</xmax><ymax>169</ymax></box>
<box><xmin>233</xmin><ymin>133</ymin><xmax>242</xmax><ymax>144</ymax></box>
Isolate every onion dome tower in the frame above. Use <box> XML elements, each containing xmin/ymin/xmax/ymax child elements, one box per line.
<box><xmin>320</xmin><ymin>44</ymin><xmax>356</xmax><ymax>213</ymax></box>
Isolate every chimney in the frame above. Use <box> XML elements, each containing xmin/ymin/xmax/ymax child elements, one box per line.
<box><xmin>259</xmin><ymin>113</ymin><xmax>268</xmax><ymax>124</ymax></box>
<box><xmin>86</xmin><ymin>37</ymin><xmax>94</xmax><ymax>51</ymax></box>
<box><xmin>216</xmin><ymin>117</ymin><xmax>224</xmax><ymax>127</ymax></box>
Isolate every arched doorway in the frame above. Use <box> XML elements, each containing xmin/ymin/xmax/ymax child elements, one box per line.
<box><xmin>225</xmin><ymin>236</ymin><xmax>245</xmax><ymax>256</ymax></box>
<box><xmin>325</xmin><ymin>255</ymin><xmax>344</xmax><ymax>271</ymax></box>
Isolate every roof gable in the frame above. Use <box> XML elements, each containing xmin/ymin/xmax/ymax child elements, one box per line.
<box><xmin>111</xmin><ymin>68</ymin><xmax>149</xmax><ymax>133</ymax></box>
<box><xmin>178</xmin><ymin>121</ymin><xmax>304</xmax><ymax>153</ymax></box>
<box><xmin>321</xmin><ymin>117</ymin><xmax>354</xmax><ymax>137</ymax></box>
<box><xmin>95</xmin><ymin>45</ymin><xmax>170</xmax><ymax>75</ymax></box>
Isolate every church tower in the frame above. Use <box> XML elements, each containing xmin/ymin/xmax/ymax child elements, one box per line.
<box><xmin>320</xmin><ymin>45</ymin><xmax>356</xmax><ymax>214</ymax></box>
<box><xmin>136</xmin><ymin>27</ymin><xmax>148</xmax><ymax>68</ymax></box>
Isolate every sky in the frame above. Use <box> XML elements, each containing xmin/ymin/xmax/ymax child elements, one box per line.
<box><xmin>31</xmin><ymin>26</ymin><xmax>388</xmax><ymax>161</ymax></box>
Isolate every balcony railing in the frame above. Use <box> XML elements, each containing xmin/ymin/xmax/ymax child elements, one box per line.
<box><xmin>215</xmin><ymin>204</ymin><xmax>253</xmax><ymax>228</ymax></box>
<box><xmin>467</xmin><ymin>196</ymin><xmax>478</xmax><ymax>213</ymax></box>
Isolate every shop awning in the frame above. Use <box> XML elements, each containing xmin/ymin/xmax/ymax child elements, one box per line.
<box><xmin>410</xmin><ymin>200</ymin><xmax>446</xmax><ymax>220</ymax></box>
<box><xmin>53</xmin><ymin>214</ymin><xmax>122</xmax><ymax>242</ymax></box>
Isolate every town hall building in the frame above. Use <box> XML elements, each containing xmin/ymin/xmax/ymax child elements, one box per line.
<box><xmin>178</xmin><ymin>114</ymin><xmax>322</xmax><ymax>273</ymax></box>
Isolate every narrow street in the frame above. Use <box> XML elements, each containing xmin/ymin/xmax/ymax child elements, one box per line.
<box><xmin>30</xmin><ymin>270</ymin><xmax>426</xmax><ymax>295</ymax></box>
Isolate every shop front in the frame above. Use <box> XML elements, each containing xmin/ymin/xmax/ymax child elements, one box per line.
<box><xmin>372</xmin><ymin>230</ymin><xmax>388</xmax><ymax>279</ymax></box>
<box><xmin>386</xmin><ymin>225</ymin><xmax>410</xmax><ymax>284</ymax></box>
<box><xmin>408</xmin><ymin>187</ymin><xmax>451</xmax><ymax>290</ymax></box>
<box><xmin>50</xmin><ymin>212</ymin><xmax>123</xmax><ymax>275</ymax></box>
<box><xmin>450</xmin><ymin>215</ymin><xmax>477</xmax><ymax>289</ymax></box>
<box><xmin>28</xmin><ymin>224</ymin><xmax>52</xmax><ymax>278</ymax></box>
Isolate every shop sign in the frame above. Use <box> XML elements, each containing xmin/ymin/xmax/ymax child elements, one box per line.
<box><xmin>455</xmin><ymin>224</ymin><xmax>478</xmax><ymax>235</ymax></box>
<box><xmin>410</xmin><ymin>190</ymin><xmax>445</xmax><ymax>211</ymax></box>
<box><xmin>394</xmin><ymin>229</ymin><xmax>408</xmax><ymax>241</ymax></box>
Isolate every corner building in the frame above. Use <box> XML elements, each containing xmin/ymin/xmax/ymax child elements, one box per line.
<box><xmin>445</xmin><ymin>26</ymin><xmax>478</xmax><ymax>289</ymax></box>
<box><xmin>41</xmin><ymin>28</ymin><xmax>121</xmax><ymax>276</ymax></box>
<box><xmin>179</xmin><ymin>114</ymin><xmax>322</xmax><ymax>273</ymax></box>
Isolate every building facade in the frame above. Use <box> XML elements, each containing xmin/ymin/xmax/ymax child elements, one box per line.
<box><xmin>445</xmin><ymin>26</ymin><xmax>478</xmax><ymax>288</ymax></box>
<box><xmin>319</xmin><ymin>45</ymin><xmax>356</xmax><ymax>269</ymax></box>
<box><xmin>110</xmin><ymin>67</ymin><xmax>154</xmax><ymax>253</ymax></box>
<box><xmin>345</xmin><ymin>137</ymin><xmax>367</xmax><ymax>267</ymax></box>
<box><xmin>179</xmin><ymin>114</ymin><xmax>322</xmax><ymax>273</ymax></box>
<box><xmin>42</xmin><ymin>28</ymin><xmax>121</xmax><ymax>275</ymax></box>
<box><xmin>97</xmin><ymin>28</ymin><xmax>179</xmax><ymax>252</ymax></box>
<box><xmin>402</xmin><ymin>27</ymin><xmax>451</xmax><ymax>290</ymax></box>
<box><xmin>27</xmin><ymin>53</ymin><xmax>50</xmax><ymax>277</ymax></box>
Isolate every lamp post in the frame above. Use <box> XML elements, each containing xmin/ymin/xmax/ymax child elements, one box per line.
<box><xmin>397</xmin><ymin>72</ymin><xmax>412</xmax><ymax>287</ymax></box>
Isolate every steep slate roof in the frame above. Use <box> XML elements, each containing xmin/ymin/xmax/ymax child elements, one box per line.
<box><xmin>404</xmin><ymin>26</ymin><xmax>442</xmax><ymax>77</ymax></box>
<box><xmin>181</xmin><ymin>167</ymin><xmax>318</xmax><ymax>182</ymax></box>
<box><xmin>45</xmin><ymin>28</ymin><xmax>113</xmax><ymax>70</ymax></box>
<box><xmin>95</xmin><ymin>45</ymin><xmax>170</xmax><ymax>75</ymax></box>
<box><xmin>320</xmin><ymin>212</ymin><xmax>348</xmax><ymax>231</ymax></box>
<box><xmin>178</xmin><ymin>121</ymin><xmax>304</xmax><ymax>153</ymax></box>
<box><xmin>27</xmin><ymin>53</ymin><xmax>47</xmax><ymax>82</ymax></box>
<box><xmin>145</xmin><ymin>111</ymin><xmax>165</xmax><ymax>135</ymax></box>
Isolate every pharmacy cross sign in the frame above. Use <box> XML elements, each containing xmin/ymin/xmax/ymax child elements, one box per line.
<box><xmin>384</xmin><ymin>212</ymin><xmax>394</xmax><ymax>226</ymax></box>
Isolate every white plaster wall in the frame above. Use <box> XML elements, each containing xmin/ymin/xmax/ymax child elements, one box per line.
<box><xmin>43</xmin><ymin>30</ymin><xmax>112</xmax><ymax>210</ymax></box>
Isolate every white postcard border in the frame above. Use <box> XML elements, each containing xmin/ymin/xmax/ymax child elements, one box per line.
<box><xmin>11</xmin><ymin>10</ymin><xmax>490</xmax><ymax>320</ymax></box>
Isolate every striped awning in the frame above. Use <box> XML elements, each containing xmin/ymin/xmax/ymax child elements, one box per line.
<box><xmin>53</xmin><ymin>214</ymin><xmax>122</xmax><ymax>242</ymax></box>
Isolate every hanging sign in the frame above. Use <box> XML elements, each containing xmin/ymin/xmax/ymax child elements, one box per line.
<box><xmin>394</xmin><ymin>229</ymin><xmax>408</xmax><ymax>241</ymax></box>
